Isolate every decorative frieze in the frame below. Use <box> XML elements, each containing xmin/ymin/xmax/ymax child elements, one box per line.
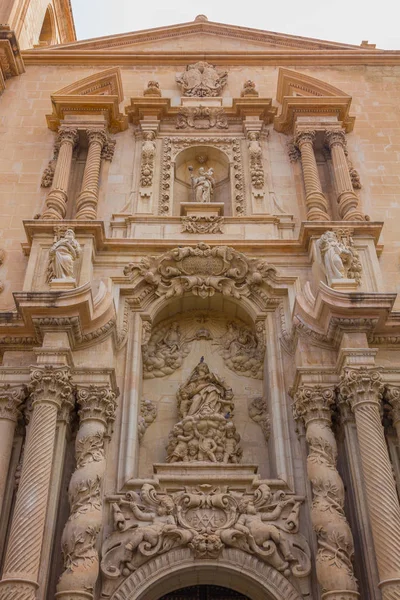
<box><xmin>181</xmin><ymin>214</ymin><xmax>224</xmax><ymax>234</ymax></box>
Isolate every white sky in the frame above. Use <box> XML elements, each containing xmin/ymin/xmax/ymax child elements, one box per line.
<box><xmin>70</xmin><ymin>0</ymin><xmax>400</xmax><ymax>50</ymax></box>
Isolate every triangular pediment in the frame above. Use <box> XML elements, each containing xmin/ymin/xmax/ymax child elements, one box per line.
<box><xmin>32</xmin><ymin>19</ymin><xmax>362</xmax><ymax>54</ymax></box>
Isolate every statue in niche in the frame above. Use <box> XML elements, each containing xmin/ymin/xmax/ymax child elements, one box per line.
<box><xmin>317</xmin><ymin>230</ymin><xmax>353</xmax><ymax>282</ymax></box>
<box><xmin>188</xmin><ymin>166</ymin><xmax>215</xmax><ymax>203</ymax></box>
<box><xmin>166</xmin><ymin>360</ymin><xmax>242</xmax><ymax>464</ymax></box>
<box><xmin>46</xmin><ymin>228</ymin><xmax>81</xmax><ymax>282</ymax></box>
<box><xmin>176</xmin><ymin>61</ymin><xmax>227</xmax><ymax>97</ymax></box>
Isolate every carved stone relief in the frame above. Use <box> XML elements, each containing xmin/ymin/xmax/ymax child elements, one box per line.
<box><xmin>217</xmin><ymin>320</ymin><xmax>265</xmax><ymax>380</ymax></box>
<box><xmin>317</xmin><ymin>230</ymin><xmax>362</xmax><ymax>286</ymax></box>
<box><xmin>101</xmin><ymin>482</ymin><xmax>311</xmax><ymax>582</ymax></box>
<box><xmin>176</xmin><ymin>106</ymin><xmax>228</xmax><ymax>129</ymax></box>
<box><xmin>176</xmin><ymin>62</ymin><xmax>228</xmax><ymax>97</ymax></box>
<box><xmin>143</xmin><ymin>80</ymin><xmax>161</xmax><ymax>97</ymax></box>
<box><xmin>138</xmin><ymin>398</ymin><xmax>157</xmax><ymax>442</ymax></box>
<box><xmin>165</xmin><ymin>360</ymin><xmax>242</xmax><ymax>464</ymax></box>
<box><xmin>247</xmin><ymin>131</ymin><xmax>264</xmax><ymax>198</ymax></box>
<box><xmin>46</xmin><ymin>228</ymin><xmax>82</xmax><ymax>283</ymax></box>
<box><xmin>159</xmin><ymin>138</ymin><xmax>245</xmax><ymax>215</ymax></box>
<box><xmin>241</xmin><ymin>80</ymin><xmax>259</xmax><ymax>97</ymax></box>
<box><xmin>248</xmin><ymin>397</ymin><xmax>271</xmax><ymax>441</ymax></box>
<box><xmin>140</xmin><ymin>131</ymin><xmax>156</xmax><ymax>188</ymax></box>
<box><xmin>181</xmin><ymin>215</ymin><xmax>224</xmax><ymax>234</ymax></box>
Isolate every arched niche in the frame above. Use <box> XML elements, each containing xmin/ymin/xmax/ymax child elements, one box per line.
<box><xmin>38</xmin><ymin>5</ymin><xmax>57</xmax><ymax>46</ymax></box>
<box><xmin>173</xmin><ymin>145</ymin><xmax>231</xmax><ymax>216</ymax></box>
<box><xmin>108</xmin><ymin>548</ymin><xmax>304</xmax><ymax>600</ymax></box>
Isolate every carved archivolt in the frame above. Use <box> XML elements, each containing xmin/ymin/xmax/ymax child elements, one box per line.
<box><xmin>124</xmin><ymin>243</ymin><xmax>277</xmax><ymax>301</ymax></box>
<box><xmin>160</xmin><ymin>138</ymin><xmax>245</xmax><ymax>215</ymax></box>
<box><xmin>101</xmin><ymin>482</ymin><xmax>311</xmax><ymax>585</ymax></box>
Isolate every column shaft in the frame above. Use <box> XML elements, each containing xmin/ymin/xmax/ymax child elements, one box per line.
<box><xmin>0</xmin><ymin>386</ymin><xmax>25</xmax><ymax>517</ymax></box>
<box><xmin>340</xmin><ymin>368</ymin><xmax>400</xmax><ymax>599</ymax></box>
<box><xmin>0</xmin><ymin>367</ymin><xmax>72</xmax><ymax>600</ymax></box>
<box><xmin>293</xmin><ymin>386</ymin><xmax>359</xmax><ymax>600</ymax></box>
<box><xmin>42</xmin><ymin>129</ymin><xmax>78</xmax><ymax>220</ymax></box>
<box><xmin>325</xmin><ymin>130</ymin><xmax>364</xmax><ymax>221</ymax></box>
<box><xmin>75</xmin><ymin>129</ymin><xmax>107</xmax><ymax>221</ymax></box>
<box><xmin>295</xmin><ymin>130</ymin><xmax>329</xmax><ymax>221</ymax></box>
<box><xmin>56</xmin><ymin>386</ymin><xmax>116</xmax><ymax>600</ymax></box>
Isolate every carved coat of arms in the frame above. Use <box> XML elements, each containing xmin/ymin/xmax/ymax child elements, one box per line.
<box><xmin>176</xmin><ymin>61</ymin><xmax>228</xmax><ymax>97</ymax></box>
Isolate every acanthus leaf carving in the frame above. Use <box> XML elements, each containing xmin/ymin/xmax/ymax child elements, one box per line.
<box><xmin>0</xmin><ymin>384</ymin><xmax>26</xmax><ymax>422</ymax></box>
<box><xmin>181</xmin><ymin>215</ymin><xmax>224</xmax><ymax>234</ymax></box>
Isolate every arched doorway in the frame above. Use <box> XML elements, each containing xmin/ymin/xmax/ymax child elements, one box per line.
<box><xmin>159</xmin><ymin>585</ymin><xmax>250</xmax><ymax>599</ymax></box>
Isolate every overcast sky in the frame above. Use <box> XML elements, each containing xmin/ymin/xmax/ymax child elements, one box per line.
<box><xmin>70</xmin><ymin>0</ymin><xmax>400</xmax><ymax>50</ymax></box>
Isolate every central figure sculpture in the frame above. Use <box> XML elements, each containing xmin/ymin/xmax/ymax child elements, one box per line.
<box><xmin>189</xmin><ymin>166</ymin><xmax>215</xmax><ymax>203</ymax></box>
<box><xmin>166</xmin><ymin>360</ymin><xmax>242</xmax><ymax>463</ymax></box>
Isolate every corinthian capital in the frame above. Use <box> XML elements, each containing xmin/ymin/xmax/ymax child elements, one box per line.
<box><xmin>77</xmin><ymin>385</ymin><xmax>117</xmax><ymax>427</ymax></box>
<box><xmin>29</xmin><ymin>366</ymin><xmax>74</xmax><ymax>410</ymax></box>
<box><xmin>0</xmin><ymin>385</ymin><xmax>26</xmax><ymax>422</ymax></box>
<box><xmin>385</xmin><ymin>385</ymin><xmax>400</xmax><ymax>425</ymax></box>
<box><xmin>292</xmin><ymin>385</ymin><xmax>335</xmax><ymax>425</ymax></box>
<box><xmin>294</xmin><ymin>129</ymin><xmax>316</xmax><ymax>148</ymax></box>
<box><xmin>325</xmin><ymin>129</ymin><xmax>346</xmax><ymax>149</ymax></box>
<box><xmin>57</xmin><ymin>127</ymin><xmax>79</xmax><ymax>147</ymax></box>
<box><xmin>86</xmin><ymin>128</ymin><xmax>107</xmax><ymax>147</ymax></box>
<box><xmin>339</xmin><ymin>367</ymin><xmax>384</xmax><ymax>411</ymax></box>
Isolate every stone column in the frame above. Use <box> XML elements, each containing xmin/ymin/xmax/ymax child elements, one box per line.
<box><xmin>56</xmin><ymin>385</ymin><xmax>117</xmax><ymax>600</ymax></box>
<box><xmin>293</xmin><ymin>385</ymin><xmax>359</xmax><ymax>600</ymax></box>
<box><xmin>42</xmin><ymin>128</ymin><xmax>79</xmax><ymax>220</ymax></box>
<box><xmin>294</xmin><ymin>130</ymin><xmax>330</xmax><ymax>221</ymax></box>
<box><xmin>0</xmin><ymin>367</ymin><xmax>73</xmax><ymax>600</ymax></box>
<box><xmin>340</xmin><ymin>368</ymin><xmax>400</xmax><ymax>599</ymax></box>
<box><xmin>325</xmin><ymin>130</ymin><xmax>364</xmax><ymax>222</ymax></box>
<box><xmin>0</xmin><ymin>385</ymin><xmax>25</xmax><ymax>517</ymax></box>
<box><xmin>75</xmin><ymin>128</ymin><xmax>107</xmax><ymax>221</ymax></box>
<box><xmin>386</xmin><ymin>386</ymin><xmax>400</xmax><ymax>443</ymax></box>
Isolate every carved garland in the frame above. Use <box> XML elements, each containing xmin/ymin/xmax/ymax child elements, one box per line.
<box><xmin>159</xmin><ymin>137</ymin><xmax>245</xmax><ymax>216</ymax></box>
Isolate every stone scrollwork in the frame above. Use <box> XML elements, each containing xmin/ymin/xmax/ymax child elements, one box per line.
<box><xmin>317</xmin><ymin>230</ymin><xmax>362</xmax><ymax>286</ymax></box>
<box><xmin>293</xmin><ymin>386</ymin><xmax>359</xmax><ymax>599</ymax></box>
<box><xmin>217</xmin><ymin>320</ymin><xmax>265</xmax><ymax>379</ymax></box>
<box><xmin>176</xmin><ymin>61</ymin><xmax>227</xmax><ymax>97</ymax></box>
<box><xmin>248</xmin><ymin>396</ymin><xmax>271</xmax><ymax>441</ymax></box>
<box><xmin>46</xmin><ymin>228</ymin><xmax>82</xmax><ymax>283</ymax></box>
<box><xmin>101</xmin><ymin>482</ymin><xmax>311</xmax><ymax>582</ymax></box>
<box><xmin>166</xmin><ymin>361</ymin><xmax>242</xmax><ymax>464</ymax></box>
<box><xmin>181</xmin><ymin>215</ymin><xmax>224</xmax><ymax>234</ymax></box>
<box><xmin>124</xmin><ymin>243</ymin><xmax>277</xmax><ymax>301</ymax></box>
<box><xmin>138</xmin><ymin>398</ymin><xmax>157</xmax><ymax>442</ymax></box>
<box><xmin>176</xmin><ymin>106</ymin><xmax>228</xmax><ymax>129</ymax></box>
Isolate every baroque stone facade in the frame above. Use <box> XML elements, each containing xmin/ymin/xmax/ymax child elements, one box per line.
<box><xmin>0</xmin><ymin>5</ymin><xmax>400</xmax><ymax>600</ymax></box>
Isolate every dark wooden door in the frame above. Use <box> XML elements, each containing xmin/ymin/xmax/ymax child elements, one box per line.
<box><xmin>159</xmin><ymin>585</ymin><xmax>251</xmax><ymax>600</ymax></box>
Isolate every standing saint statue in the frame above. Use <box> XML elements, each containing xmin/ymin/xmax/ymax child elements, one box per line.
<box><xmin>189</xmin><ymin>166</ymin><xmax>215</xmax><ymax>203</ymax></box>
<box><xmin>47</xmin><ymin>228</ymin><xmax>82</xmax><ymax>282</ymax></box>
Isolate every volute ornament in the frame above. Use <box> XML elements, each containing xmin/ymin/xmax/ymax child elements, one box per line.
<box><xmin>176</xmin><ymin>61</ymin><xmax>227</xmax><ymax>97</ymax></box>
<box><xmin>124</xmin><ymin>243</ymin><xmax>277</xmax><ymax>300</ymax></box>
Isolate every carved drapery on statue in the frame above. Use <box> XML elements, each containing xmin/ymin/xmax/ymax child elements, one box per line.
<box><xmin>46</xmin><ymin>228</ymin><xmax>82</xmax><ymax>282</ymax></box>
<box><xmin>101</xmin><ymin>483</ymin><xmax>311</xmax><ymax>584</ymax></box>
<box><xmin>166</xmin><ymin>361</ymin><xmax>242</xmax><ymax>464</ymax></box>
<box><xmin>189</xmin><ymin>166</ymin><xmax>215</xmax><ymax>203</ymax></box>
<box><xmin>176</xmin><ymin>62</ymin><xmax>227</xmax><ymax>97</ymax></box>
<box><xmin>317</xmin><ymin>230</ymin><xmax>362</xmax><ymax>286</ymax></box>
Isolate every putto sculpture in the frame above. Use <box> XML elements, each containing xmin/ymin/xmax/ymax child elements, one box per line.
<box><xmin>166</xmin><ymin>360</ymin><xmax>242</xmax><ymax>464</ymax></box>
<box><xmin>176</xmin><ymin>61</ymin><xmax>228</xmax><ymax>97</ymax></box>
<box><xmin>46</xmin><ymin>228</ymin><xmax>81</xmax><ymax>282</ymax></box>
<box><xmin>189</xmin><ymin>166</ymin><xmax>215</xmax><ymax>203</ymax></box>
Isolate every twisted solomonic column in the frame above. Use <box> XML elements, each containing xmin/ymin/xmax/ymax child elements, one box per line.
<box><xmin>325</xmin><ymin>130</ymin><xmax>364</xmax><ymax>222</ymax></box>
<box><xmin>56</xmin><ymin>385</ymin><xmax>117</xmax><ymax>600</ymax></box>
<box><xmin>0</xmin><ymin>367</ymin><xmax>73</xmax><ymax>600</ymax></box>
<box><xmin>293</xmin><ymin>386</ymin><xmax>359</xmax><ymax>600</ymax></box>
<box><xmin>294</xmin><ymin>130</ymin><xmax>330</xmax><ymax>221</ymax></box>
<box><xmin>42</xmin><ymin>128</ymin><xmax>79</xmax><ymax>220</ymax></box>
<box><xmin>75</xmin><ymin>129</ymin><xmax>107</xmax><ymax>221</ymax></box>
<box><xmin>340</xmin><ymin>368</ymin><xmax>400</xmax><ymax>600</ymax></box>
<box><xmin>385</xmin><ymin>386</ymin><xmax>400</xmax><ymax>443</ymax></box>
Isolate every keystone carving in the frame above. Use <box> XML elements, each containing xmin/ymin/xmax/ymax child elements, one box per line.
<box><xmin>217</xmin><ymin>320</ymin><xmax>265</xmax><ymax>379</ymax></box>
<box><xmin>124</xmin><ymin>243</ymin><xmax>277</xmax><ymax>301</ymax></box>
<box><xmin>181</xmin><ymin>215</ymin><xmax>224</xmax><ymax>234</ymax></box>
<box><xmin>248</xmin><ymin>397</ymin><xmax>271</xmax><ymax>441</ymax></box>
<box><xmin>166</xmin><ymin>361</ymin><xmax>242</xmax><ymax>464</ymax></box>
<box><xmin>101</xmin><ymin>482</ymin><xmax>311</xmax><ymax>580</ymax></box>
<box><xmin>46</xmin><ymin>228</ymin><xmax>82</xmax><ymax>282</ymax></box>
<box><xmin>176</xmin><ymin>106</ymin><xmax>228</xmax><ymax>129</ymax></box>
<box><xmin>138</xmin><ymin>398</ymin><xmax>157</xmax><ymax>442</ymax></box>
<box><xmin>317</xmin><ymin>230</ymin><xmax>362</xmax><ymax>286</ymax></box>
<box><xmin>176</xmin><ymin>61</ymin><xmax>227</xmax><ymax>97</ymax></box>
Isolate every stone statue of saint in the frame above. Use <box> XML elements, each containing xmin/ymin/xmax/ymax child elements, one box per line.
<box><xmin>189</xmin><ymin>166</ymin><xmax>215</xmax><ymax>203</ymax></box>
<box><xmin>47</xmin><ymin>228</ymin><xmax>82</xmax><ymax>281</ymax></box>
<box><xmin>318</xmin><ymin>230</ymin><xmax>352</xmax><ymax>282</ymax></box>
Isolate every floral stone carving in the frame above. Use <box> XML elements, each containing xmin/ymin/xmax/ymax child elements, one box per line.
<box><xmin>317</xmin><ymin>230</ymin><xmax>362</xmax><ymax>286</ymax></box>
<box><xmin>217</xmin><ymin>320</ymin><xmax>265</xmax><ymax>379</ymax></box>
<box><xmin>166</xmin><ymin>360</ymin><xmax>242</xmax><ymax>464</ymax></box>
<box><xmin>176</xmin><ymin>61</ymin><xmax>227</xmax><ymax>97</ymax></box>
<box><xmin>176</xmin><ymin>106</ymin><xmax>228</xmax><ymax>129</ymax></box>
<box><xmin>46</xmin><ymin>228</ymin><xmax>82</xmax><ymax>282</ymax></box>
<box><xmin>101</xmin><ymin>482</ymin><xmax>311</xmax><ymax>581</ymax></box>
<box><xmin>181</xmin><ymin>215</ymin><xmax>224</xmax><ymax>234</ymax></box>
<box><xmin>124</xmin><ymin>243</ymin><xmax>277</xmax><ymax>300</ymax></box>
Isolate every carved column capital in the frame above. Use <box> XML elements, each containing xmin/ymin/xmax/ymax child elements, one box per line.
<box><xmin>0</xmin><ymin>385</ymin><xmax>26</xmax><ymax>422</ymax></box>
<box><xmin>292</xmin><ymin>385</ymin><xmax>335</xmax><ymax>425</ymax></box>
<box><xmin>29</xmin><ymin>366</ymin><xmax>74</xmax><ymax>411</ymax></box>
<box><xmin>294</xmin><ymin>129</ymin><xmax>316</xmax><ymax>147</ymax></box>
<box><xmin>101</xmin><ymin>138</ymin><xmax>116</xmax><ymax>161</ymax></box>
<box><xmin>339</xmin><ymin>368</ymin><xmax>384</xmax><ymax>411</ymax></box>
<box><xmin>86</xmin><ymin>128</ymin><xmax>107</xmax><ymax>147</ymax></box>
<box><xmin>325</xmin><ymin>129</ymin><xmax>347</xmax><ymax>149</ymax></box>
<box><xmin>77</xmin><ymin>385</ymin><xmax>117</xmax><ymax>428</ymax></box>
<box><xmin>57</xmin><ymin>127</ymin><xmax>79</xmax><ymax>147</ymax></box>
